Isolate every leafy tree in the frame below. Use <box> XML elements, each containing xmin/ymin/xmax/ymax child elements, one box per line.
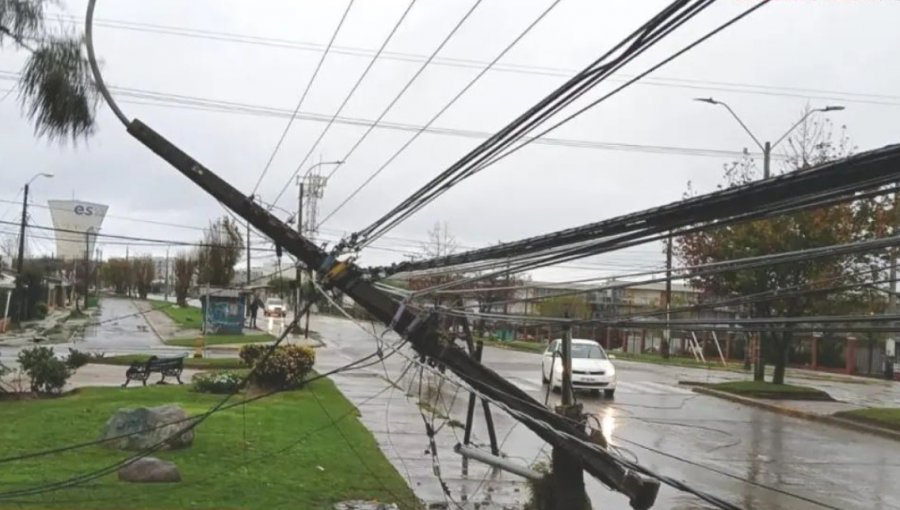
<box><xmin>100</xmin><ymin>258</ymin><xmax>131</xmax><ymax>295</ymax></box>
<box><xmin>675</xmin><ymin>111</ymin><xmax>891</xmax><ymax>384</ymax></box>
<box><xmin>174</xmin><ymin>253</ymin><xmax>197</xmax><ymax>307</ymax></box>
<box><xmin>132</xmin><ymin>257</ymin><xmax>154</xmax><ymax>300</ymax></box>
<box><xmin>197</xmin><ymin>217</ymin><xmax>243</xmax><ymax>287</ymax></box>
<box><xmin>1</xmin><ymin>1</ymin><xmax>98</xmax><ymax>141</ymax></box>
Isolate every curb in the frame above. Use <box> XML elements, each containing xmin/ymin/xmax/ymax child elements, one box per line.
<box><xmin>690</xmin><ymin>386</ymin><xmax>900</xmax><ymax>442</ymax></box>
<box><xmin>132</xmin><ymin>300</ymin><xmax>165</xmax><ymax>343</ymax></box>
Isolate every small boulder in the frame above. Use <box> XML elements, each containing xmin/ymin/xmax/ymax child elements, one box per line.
<box><xmin>118</xmin><ymin>457</ymin><xmax>181</xmax><ymax>483</ymax></box>
<box><xmin>100</xmin><ymin>404</ymin><xmax>195</xmax><ymax>450</ymax></box>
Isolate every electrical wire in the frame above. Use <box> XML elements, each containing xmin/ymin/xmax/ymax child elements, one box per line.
<box><xmin>0</xmin><ymin>73</ymin><xmax>774</xmax><ymax>162</ymax></box>
<box><xmin>52</xmin><ymin>14</ymin><xmax>900</xmax><ymax>108</ymax></box>
<box><xmin>375</xmin><ymin>150</ymin><xmax>900</xmax><ymax>280</ymax></box>
<box><xmin>0</xmin><ymin>359</ymin><xmax>411</xmax><ymax>508</ymax></box>
<box><xmin>270</xmin><ymin>0</ymin><xmax>486</xmax><ymax>209</ymax></box>
<box><xmin>250</xmin><ymin>0</ymin><xmax>356</xmax><ymax>196</ymax></box>
<box><xmin>316</xmin><ymin>0</ymin><xmax>564</xmax><ymax>228</ymax></box>
<box><xmin>0</xmin><ymin>219</ymin><xmax>280</xmax><ymax>252</ymax></box>
<box><xmin>314</xmin><ymin>281</ymin><xmax>749</xmax><ymax>510</ymax></box>
<box><xmin>352</xmin><ymin>0</ymin><xmax>742</xmax><ymax>247</ymax></box>
<box><xmin>269</xmin><ymin>0</ymin><xmax>418</xmax><ymax>204</ymax></box>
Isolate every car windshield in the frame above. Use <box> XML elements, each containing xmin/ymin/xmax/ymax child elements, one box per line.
<box><xmin>571</xmin><ymin>343</ymin><xmax>607</xmax><ymax>359</ymax></box>
<box><xmin>268</xmin><ymin>300</ymin><xmax>282</xmax><ymax>306</ymax></box>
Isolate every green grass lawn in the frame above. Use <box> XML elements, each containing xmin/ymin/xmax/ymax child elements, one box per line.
<box><xmin>834</xmin><ymin>407</ymin><xmax>900</xmax><ymax>432</ymax></box>
<box><xmin>480</xmin><ymin>338</ymin><xmax>548</xmax><ymax>353</ymax></box>
<box><xmin>149</xmin><ymin>300</ymin><xmax>202</xmax><ymax>329</ymax></box>
<box><xmin>709</xmin><ymin>380</ymin><xmax>833</xmax><ymax>401</ymax></box>
<box><xmin>613</xmin><ymin>352</ymin><xmax>745</xmax><ymax>371</ymax></box>
<box><xmin>165</xmin><ymin>333</ymin><xmax>276</xmax><ymax>347</ymax></box>
<box><xmin>89</xmin><ymin>355</ymin><xmax>246</xmax><ymax>370</ymax></box>
<box><xmin>0</xmin><ymin>381</ymin><xmax>417</xmax><ymax>509</ymax></box>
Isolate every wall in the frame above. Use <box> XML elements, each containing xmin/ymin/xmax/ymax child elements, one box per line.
<box><xmin>201</xmin><ymin>295</ymin><xmax>246</xmax><ymax>335</ymax></box>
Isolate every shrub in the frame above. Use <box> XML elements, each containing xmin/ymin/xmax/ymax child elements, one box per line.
<box><xmin>35</xmin><ymin>302</ymin><xmax>49</xmax><ymax>319</ymax></box>
<box><xmin>239</xmin><ymin>344</ymin><xmax>315</xmax><ymax>389</ymax></box>
<box><xmin>193</xmin><ymin>371</ymin><xmax>244</xmax><ymax>394</ymax></box>
<box><xmin>17</xmin><ymin>347</ymin><xmax>72</xmax><ymax>393</ymax></box>
<box><xmin>238</xmin><ymin>344</ymin><xmax>266</xmax><ymax>366</ymax></box>
<box><xmin>65</xmin><ymin>348</ymin><xmax>91</xmax><ymax>369</ymax></box>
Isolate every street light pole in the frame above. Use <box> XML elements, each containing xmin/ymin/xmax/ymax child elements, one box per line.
<box><xmin>694</xmin><ymin>98</ymin><xmax>844</xmax><ymax>179</ymax></box>
<box><xmin>693</xmin><ymin>99</ymin><xmax>845</xmax><ymax>379</ymax></box>
<box><xmin>14</xmin><ymin>172</ymin><xmax>53</xmax><ymax>324</ymax></box>
<box><xmin>297</xmin><ymin>159</ymin><xmax>342</xmax><ymax>336</ymax></box>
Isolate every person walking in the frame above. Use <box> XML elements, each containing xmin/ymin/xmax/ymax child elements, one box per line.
<box><xmin>248</xmin><ymin>295</ymin><xmax>259</xmax><ymax>329</ymax></box>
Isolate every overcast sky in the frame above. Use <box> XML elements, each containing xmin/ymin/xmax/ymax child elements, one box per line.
<box><xmin>2</xmin><ymin>0</ymin><xmax>899</xmax><ymax>282</ymax></box>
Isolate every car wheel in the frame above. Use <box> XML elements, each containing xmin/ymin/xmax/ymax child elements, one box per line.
<box><xmin>604</xmin><ymin>389</ymin><xmax>615</xmax><ymax>399</ymax></box>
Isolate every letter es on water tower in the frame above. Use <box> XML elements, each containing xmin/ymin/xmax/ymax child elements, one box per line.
<box><xmin>47</xmin><ymin>200</ymin><xmax>109</xmax><ymax>260</ymax></box>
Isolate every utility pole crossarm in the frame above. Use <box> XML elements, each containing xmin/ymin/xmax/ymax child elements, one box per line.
<box><xmin>124</xmin><ymin>118</ymin><xmax>659</xmax><ymax>509</ymax></box>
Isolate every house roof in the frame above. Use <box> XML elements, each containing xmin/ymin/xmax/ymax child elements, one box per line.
<box><xmin>200</xmin><ymin>288</ymin><xmax>244</xmax><ymax>298</ymax></box>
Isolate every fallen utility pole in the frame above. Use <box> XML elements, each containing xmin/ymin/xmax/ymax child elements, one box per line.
<box><xmin>554</xmin><ymin>321</ymin><xmax>588</xmax><ymax>509</ymax></box>
<box><xmin>122</xmin><ymin>118</ymin><xmax>660</xmax><ymax>509</ymax></box>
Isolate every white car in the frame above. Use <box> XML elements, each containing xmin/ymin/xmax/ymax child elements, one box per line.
<box><xmin>541</xmin><ymin>339</ymin><xmax>617</xmax><ymax>398</ymax></box>
<box><xmin>264</xmin><ymin>298</ymin><xmax>285</xmax><ymax>318</ymax></box>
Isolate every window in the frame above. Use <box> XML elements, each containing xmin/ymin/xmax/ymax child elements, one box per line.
<box><xmin>571</xmin><ymin>343</ymin><xmax>607</xmax><ymax>360</ymax></box>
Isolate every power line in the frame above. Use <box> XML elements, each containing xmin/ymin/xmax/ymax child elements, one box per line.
<box><xmin>354</xmin><ymin>0</ymin><xmax>772</xmax><ymax>247</ymax></box>
<box><xmin>0</xmin><ymin>197</ymin><xmax>207</xmax><ymax>232</ymax></box>
<box><xmin>315</xmin><ymin>281</ymin><xmax>748</xmax><ymax>510</ymax></box>
<box><xmin>269</xmin><ymin>0</ymin><xmax>486</xmax><ymax>208</ymax></box>
<box><xmin>317</xmin><ymin>0</ymin><xmax>564</xmax><ymax>229</ymax></box>
<box><xmin>0</xmin><ymin>75</ymin><xmax>778</xmax><ymax>162</ymax></box>
<box><xmin>0</xmin><ymin>220</ymin><xmax>277</xmax><ymax>253</ymax></box>
<box><xmin>249</xmin><ymin>0</ymin><xmax>356</xmax><ymax>196</ymax></box>
<box><xmin>351</xmin><ymin>0</ymin><xmax>729</xmax><ymax>246</ymax></box>
<box><xmin>268</xmin><ymin>0</ymin><xmax>417</xmax><ymax>204</ymax></box>
<box><xmin>52</xmin><ymin>14</ymin><xmax>900</xmax><ymax>107</ymax></box>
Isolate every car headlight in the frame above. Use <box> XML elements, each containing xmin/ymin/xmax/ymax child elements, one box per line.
<box><xmin>607</xmin><ymin>365</ymin><xmax>616</xmax><ymax>377</ymax></box>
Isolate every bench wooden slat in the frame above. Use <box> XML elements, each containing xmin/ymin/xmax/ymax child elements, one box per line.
<box><xmin>123</xmin><ymin>356</ymin><xmax>185</xmax><ymax>387</ymax></box>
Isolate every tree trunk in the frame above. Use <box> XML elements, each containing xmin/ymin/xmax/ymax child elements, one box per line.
<box><xmin>771</xmin><ymin>330</ymin><xmax>792</xmax><ymax>385</ymax></box>
<box><xmin>753</xmin><ymin>333</ymin><xmax>766</xmax><ymax>382</ymax></box>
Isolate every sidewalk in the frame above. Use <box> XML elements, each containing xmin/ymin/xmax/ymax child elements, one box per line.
<box><xmin>689</xmin><ymin>385</ymin><xmax>900</xmax><ymax>441</ymax></box>
<box><xmin>1</xmin><ymin>363</ymin><xmax>201</xmax><ymax>392</ymax></box>
<box><xmin>0</xmin><ymin>308</ymin><xmax>77</xmax><ymax>346</ymax></box>
<box><xmin>131</xmin><ymin>300</ymin><xmax>196</xmax><ymax>343</ymax></box>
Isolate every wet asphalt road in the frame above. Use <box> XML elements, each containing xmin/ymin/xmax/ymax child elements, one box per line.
<box><xmin>6</xmin><ymin>301</ymin><xmax>896</xmax><ymax>509</ymax></box>
<box><xmin>304</xmin><ymin>313</ymin><xmax>900</xmax><ymax>510</ymax></box>
<box><xmin>0</xmin><ymin>298</ymin><xmax>188</xmax><ymax>366</ymax></box>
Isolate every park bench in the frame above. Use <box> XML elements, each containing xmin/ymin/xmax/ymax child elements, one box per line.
<box><xmin>122</xmin><ymin>356</ymin><xmax>185</xmax><ymax>387</ymax></box>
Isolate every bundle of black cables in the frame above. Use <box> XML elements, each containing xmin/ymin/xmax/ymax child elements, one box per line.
<box><xmin>345</xmin><ymin>0</ymin><xmax>722</xmax><ymax>250</ymax></box>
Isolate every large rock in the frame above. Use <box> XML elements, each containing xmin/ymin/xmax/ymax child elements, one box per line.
<box><xmin>118</xmin><ymin>457</ymin><xmax>181</xmax><ymax>483</ymax></box>
<box><xmin>99</xmin><ymin>404</ymin><xmax>195</xmax><ymax>450</ymax></box>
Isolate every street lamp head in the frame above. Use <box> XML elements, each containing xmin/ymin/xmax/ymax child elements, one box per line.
<box><xmin>693</xmin><ymin>97</ymin><xmax>719</xmax><ymax>105</ymax></box>
<box><xmin>821</xmin><ymin>105</ymin><xmax>845</xmax><ymax>112</ymax></box>
<box><xmin>26</xmin><ymin>172</ymin><xmax>55</xmax><ymax>185</ymax></box>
